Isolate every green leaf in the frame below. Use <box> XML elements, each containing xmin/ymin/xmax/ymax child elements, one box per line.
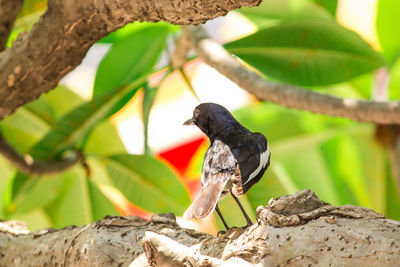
<box><xmin>104</xmin><ymin>154</ymin><xmax>190</xmax><ymax>214</ymax></box>
<box><xmin>142</xmin><ymin>83</ymin><xmax>158</xmax><ymax>154</ymax></box>
<box><xmin>225</xmin><ymin>20</ymin><xmax>386</xmax><ymax>86</ymax></box>
<box><xmin>44</xmin><ymin>85</ymin><xmax>85</xmax><ymax>119</ymax></box>
<box><xmin>94</xmin><ymin>25</ymin><xmax>170</xmax><ymax>96</ymax></box>
<box><xmin>9</xmin><ymin>175</ymin><xmax>64</xmax><ymax>214</ymax></box>
<box><xmin>388</xmin><ymin>57</ymin><xmax>400</xmax><ymax>100</ymax></box>
<box><xmin>84</xmin><ymin>120</ymin><xmax>127</xmax><ymax>156</ymax></box>
<box><xmin>10</xmin><ymin>208</ymin><xmax>53</xmax><ymax>231</ymax></box>
<box><xmin>30</xmin><ymin>81</ymin><xmax>143</xmax><ymax>160</ymax></box>
<box><xmin>0</xmin><ymin>107</ymin><xmax>51</xmax><ymax>153</ymax></box>
<box><xmin>377</xmin><ymin>0</ymin><xmax>400</xmax><ymax>64</ymax></box>
<box><xmin>45</xmin><ymin>168</ymin><xmax>119</xmax><ymax>228</ymax></box>
<box><xmin>311</xmin><ymin>0</ymin><xmax>337</xmax><ymax>16</ymax></box>
<box><xmin>238</xmin><ymin>0</ymin><xmax>332</xmax><ymax>28</ymax></box>
<box><xmin>99</xmin><ymin>22</ymin><xmax>177</xmax><ymax>44</ymax></box>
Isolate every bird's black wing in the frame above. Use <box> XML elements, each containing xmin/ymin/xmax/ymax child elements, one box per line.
<box><xmin>231</xmin><ymin>132</ymin><xmax>270</xmax><ymax>196</ymax></box>
<box><xmin>183</xmin><ymin>140</ymin><xmax>236</xmax><ymax>219</ymax></box>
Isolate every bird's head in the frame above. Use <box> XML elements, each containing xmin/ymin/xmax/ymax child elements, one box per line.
<box><xmin>183</xmin><ymin>103</ymin><xmax>238</xmax><ymax>138</ymax></box>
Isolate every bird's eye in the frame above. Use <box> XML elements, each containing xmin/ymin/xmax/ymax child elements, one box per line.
<box><xmin>194</xmin><ymin>109</ymin><xmax>200</xmax><ymax>117</ymax></box>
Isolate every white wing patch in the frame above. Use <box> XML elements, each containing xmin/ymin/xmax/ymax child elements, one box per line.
<box><xmin>247</xmin><ymin>143</ymin><xmax>270</xmax><ymax>183</ymax></box>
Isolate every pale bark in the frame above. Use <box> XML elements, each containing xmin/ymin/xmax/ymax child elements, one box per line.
<box><xmin>0</xmin><ymin>190</ymin><xmax>399</xmax><ymax>266</ymax></box>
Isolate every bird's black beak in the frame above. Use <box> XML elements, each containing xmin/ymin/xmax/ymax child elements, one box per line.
<box><xmin>183</xmin><ymin>117</ymin><xmax>195</xmax><ymax>126</ymax></box>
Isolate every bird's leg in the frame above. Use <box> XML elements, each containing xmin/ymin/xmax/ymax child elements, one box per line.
<box><xmin>231</xmin><ymin>192</ymin><xmax>253</xmax><ymax>226</ymax></box>
<box><xmin>215</xmin><ymin>203</ymin><xmax>229</xmax><ymax>235</ymax></box>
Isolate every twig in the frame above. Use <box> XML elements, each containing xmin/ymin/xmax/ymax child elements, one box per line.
<box><xmin>182</xmin><ymin>25</ymin><xmax>400</xmax><ymax>124</ymax></box>
<box><xmin>0</xmin><ymin>132</ymin><xmax>79</xmax><ymax>175</ymax></box>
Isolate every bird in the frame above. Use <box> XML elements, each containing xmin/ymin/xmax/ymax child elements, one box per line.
<box><xmin>182</xmin><ymin>103</ymin><xmax>270</xmax><ymax>231</ymax></box>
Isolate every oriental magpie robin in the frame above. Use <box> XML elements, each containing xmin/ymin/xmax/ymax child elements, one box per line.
<box><xmin>183</xmin><ymin>103</ymin><xmax>270</xmax><ymax>230</ymax></box>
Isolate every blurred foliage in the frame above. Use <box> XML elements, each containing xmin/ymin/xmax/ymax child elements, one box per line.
<box><xmin>1</xmin><ymin>0</ymin><xmax>400</xmax><ymax>232</ymax></box>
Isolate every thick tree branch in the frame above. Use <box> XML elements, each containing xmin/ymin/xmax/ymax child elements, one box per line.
<box><xmin>0</xmin><ymin>190</ymin><xmax>399</xmax><ymax>266</ymax></box>
<box><xmin>0</xmin><ymin>0</ymin><xmax>23</xmax><ymax>51</ymax></box>
<box><xmin>0</xmin><ymin>0</ymin><xmax>261</xmax><ymax>120</ymax></box>
<box><xmin>0</xmin><ymin>132</ymin><xmax>79</xmax><ymax>175</ymax></box>
<box><xmin>182</xmin><ymin>25</ymin><xmax>400</xmax><ymax>124</ymax></box>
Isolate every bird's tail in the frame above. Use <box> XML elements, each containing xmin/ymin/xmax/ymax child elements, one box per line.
<box><xmin>183</xmin><ymin>173</ymin><xmax>229</xmax><ymax>220</ymax></box>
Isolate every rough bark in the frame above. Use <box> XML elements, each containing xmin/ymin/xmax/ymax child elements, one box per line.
<box><xmin>0</xmin><ymin>190</ymin><xmax>399</xmax><ymax>266</ymax></box>
<box><xmin>0</xmin><ymin>0</ymin><xmax>261</xmax><ymax>120</ymax></box>
<box><xmin>0</xmin><ymin>0</ymin><xmax>23</xmax><ymax>51</ymax></box>
<box><xmin>182</xmin><ymin>25</ymin><xmax>400</xmax><ymax>124</ymax></box>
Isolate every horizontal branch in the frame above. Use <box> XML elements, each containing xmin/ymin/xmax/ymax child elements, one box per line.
<box><xmin>0</xmin><ymin>0</ymin><xmax>23</xmax><ymax>51</ymax></box>
<box><xmin>183</xmin><ymin>25</ymin><xmax>400</xmax><ymax>124</ymax></box>
<box><xmin>0</xmin><ymin>133</ymin><xmax>79</xmax><ymax>175</ymax></box>
<box><xmin>1</xmin><ymin>190</ymin><xmax>399</xmax><ymax>266</ymax></box>
<box><xmin>0</xmin><ymin>0</ymin><xmax>261</xmax><ymax>120</ymax></box>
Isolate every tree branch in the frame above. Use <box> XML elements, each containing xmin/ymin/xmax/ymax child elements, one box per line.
<box><xmin>0</xmin><ymin>0</ymin><xmax>261</xmax><ymax>120</ymax></box>
<box><xmin>1</xmin><ymin>190</ymin><xmax>399</xmax><ymax>266</ymax></box>
<box><xmin>0</xmin><ymin>0</ymin><xmax>23</xmax><ymax>51</ymax></box>
<box><xmin>0</xmin><ymin>132</ymin><xmax>79</xmax><ymax>175</ymax></box>
<box><xmin>182</xmin><ymin>25</ymin><xmax>400</xmax><ymax>124</ymax></box>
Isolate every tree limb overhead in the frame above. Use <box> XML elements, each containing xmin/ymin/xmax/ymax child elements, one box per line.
<box><xmin>0</xmin><ymin>0</ymin><xmax>261</xmax><ymax>120</ymax></box>
<box><xmin>182</xmin><ymin>25</ymin><xmax>400</xmax><ymax>124</ymax></box>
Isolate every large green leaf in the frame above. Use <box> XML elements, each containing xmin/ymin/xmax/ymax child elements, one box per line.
<box><xmin>30</xmin><ymin>82</ymin><xmax>143</xmax><ymax>160</ymax></box>
<box><xmin>142</xmin><ymin>83</ymin><xmax>158</xmax><ymax>154</ymax></box>
<box><xmin>45</xmin><ymin>167</ymin><xmax>119</xmax><ymax>228</ymax></box>
<box><xmin>377</xmin><ymin>0</ymin><xmax>400</xmax><ymax>64</ymax></box>
<box><xmin>94</xmin><ymin>25</ymin><xmax>170</xmax><ymax>96</ymax></box>
<box><xmin>238</xmin><ymin>0</ymin><xmax>332</xmax><ymax>28</ymax></box>
<box><xmin>104</xmin><ymin>154</ymin><xmax>190</xmax><ymax>214</ymax></box>
<box><xmin>7</xmin><ymin>175</ymin><xmax>64</xmax><ymax>214</ymax></box>
<box><xmin>388</xmin><ymin>57</ymin><xmax>400</xmax><ymax>100</ymax></box>
<box><xmin>84</xmin><ymin>120</ymin><xmax>126</xmax><ymax>156</ymax></box>
<box><xmin>225</xmin><ymin>20</ymin><xmax>386</xmax><ymax>86</ymax></box>
<box><xmin>312</xmin><ymin>0</ymin><xmax>337</xmax><ymax>16</ymax></box>
<box><xmin>99</xmin><ymin>22</ymin><xmax>177</xmax><ymax>44</ymax></box>
<box><xmin>44</xmin><ymin>85</ymin><xmax>85</xmax><ymax>119</ymax></box>
<box><xmin>0</xmin><ymin>107</ymin><xmax>51</xmax><ymax>153</ymax></box>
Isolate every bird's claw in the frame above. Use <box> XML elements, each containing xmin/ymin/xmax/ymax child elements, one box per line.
<box><xmin>217</xmin><ymin>230</ymin><xmax>227</xmax><ymax>236</ymax></box>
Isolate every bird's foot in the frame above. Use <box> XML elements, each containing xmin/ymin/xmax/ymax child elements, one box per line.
<box><xmin>217</xmin><ymin>230</ymin><xmax>227</xmax><ymax>237</ymax></box>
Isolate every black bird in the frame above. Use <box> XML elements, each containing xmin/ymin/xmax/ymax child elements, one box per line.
<box><xmin>183</xmin><ymin>103</ymin><xmax>270</xmax><ymax>230</ymax></box>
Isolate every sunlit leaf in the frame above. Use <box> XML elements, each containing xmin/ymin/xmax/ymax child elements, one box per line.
<box><xmin>104</xmin><ymin>154</ymin><xmax>191</xmax><ymax>214</ymax></box>
<box><xmin>238</xmin><ymin>0</ymin><xmax>332</xmax><ymax>28</ymax></box>
<box><xmin>376</xmin><ymin>0</ymin><xmax>400</xmax><ymax>64</ymax></box>
<box><xmin>225</xmin><ymin>20</ymin><xmax>385</xmax><ymax>86</ymax></box>
<box><xmin>94</xmin><ymin>25</ymin><xmax>170</xmax><ymax>96</ymax></box>
<box><xmin>44</xmin><ymin>85</ymin><xmax>85</xmax><ymax>119</ymax></box>
<box><xmin>9</xmin><ymin>175</ymin><xmax>64</xmax><ymax>214</ymax></box>
<box><xmin>84</xmin><ymin>120</ymin><xmax>126</xmax><ymax>156</ymax></box>
<box><xmin>45</xmin><ymin>167</ymin><xmax>119</xmax><ymax>228</ymax></box>
<box><xmin>142</xmin><ymin>83</ymin><xmax>158</xmax><ymax>154</ymax></box>
<box><xmin>0</xmin><ymin>107</ymin><xmax>50</xmax><ymax>152</ymax></box>
<box><xmin>99</xmin><ymin>22</ymin><xmax>177</xmax><ymax>44</ymax></box>
<box><xmin>312</xmin><ymin>0</ymin><xmax>337</xmax><ymax>16</ymax></box>
<box><xmin>30</xmin><ymin>81</ymin><xmax>143</xmax><ymax>160</ymax></box>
